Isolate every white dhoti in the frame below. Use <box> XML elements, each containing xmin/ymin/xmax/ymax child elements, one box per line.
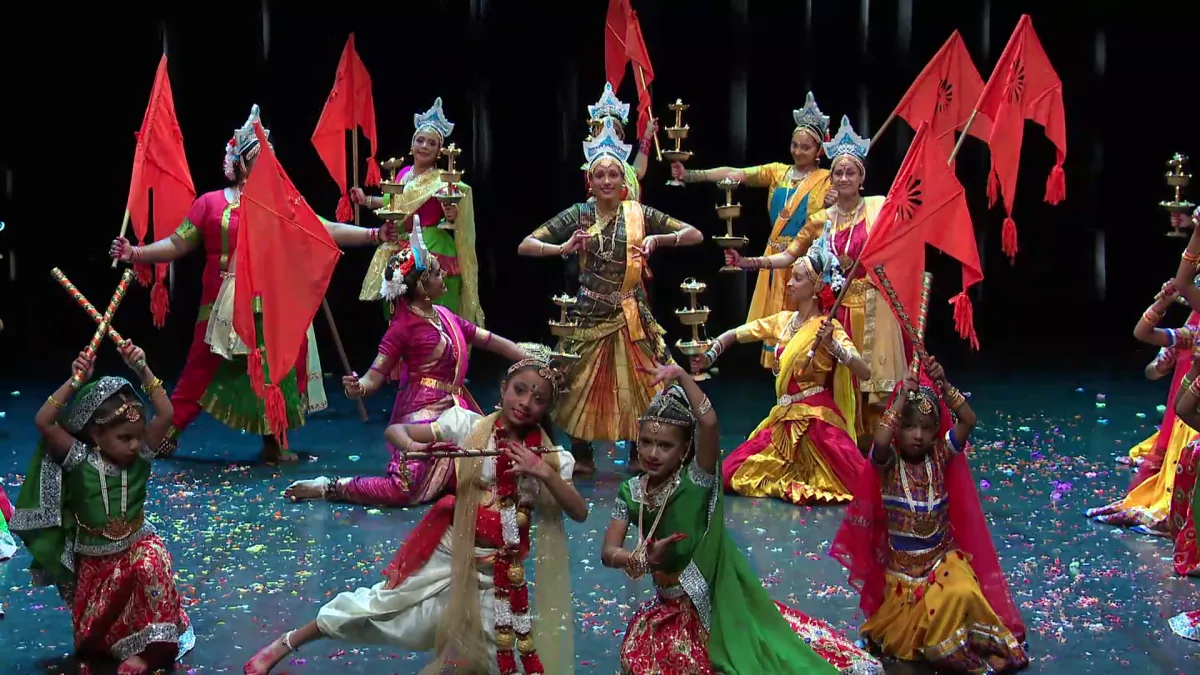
<box><xmin>316</xmin><ymin>539</ymin><xmax>499</xmax><ymax>668</ymax></box>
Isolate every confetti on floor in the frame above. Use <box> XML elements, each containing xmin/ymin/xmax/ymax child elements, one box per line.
<box><xmin>0</xmin><ymin>371</ymin><xmax>1197</xmax><ymax>673</ymax></box>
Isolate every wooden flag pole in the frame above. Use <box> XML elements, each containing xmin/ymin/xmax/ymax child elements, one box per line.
<box><xmin>946</xmin><ymin>109</ymin><xmax>980</xmax><ymax>166</ymax></box>
<box><xmin>320</xmin><ymin>298</ymin><xmax>368</xmax><ymax>422</ymax></box>
<box><xmin>111</xmin><ymin>210</ymin><xmax>131</xmax><ymax>269</ymax></box>
<box><xmin>351</xmin><ymin>130</ymin><xmax>361</xmax><ymax>225</ymax></box>
<box><xmin>870</xmin><ymin>109</ymin><xmax>900</xmax><ymax>146</ymax></box>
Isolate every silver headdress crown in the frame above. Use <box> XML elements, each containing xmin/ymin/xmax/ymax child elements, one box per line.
<box><xmin>823</xmin><ymin>115</ymin><xmax>870</xmax><ymax>165</ymax></box>
<box><xmin>803</xmin><ymin>222</ymin><xmax>846</xmax><ymax>292</ymax></box>
<box><xmin>64</xmin><ymin>376</ymin><xmax>141</xmax><ymax>434</ymax></box>
<box><xmin>413</xmin><ymin>97</ymin><xmax>454</xmax><ymax>140</ymax></box>
<box><xmin>587</xmin><ymin>82</ymin><xmax>630</xmax><ymax>125</ymax></box>
<box><xmin>507</xmin><ymin>343</ymin><xmax>567</xmax><ymax>400</ymax></box>
<box><xmin>381</xmin><ymin>215</ymin><xmax>430</xmax><ymax>301</ymax></box>
<box><xmin>792</xmin><ymin>91</ymin><xmax>831</xmax><ymax>141</ymax></box>
<box><xmin>230</xmin><ymin>104</ymin><xmax>269</xmax><ymax>160</ymax></box>
<box><xmin>583</xmin><ymin>117</ymin><xmax>633</xmax><ymax>170</ymax></box>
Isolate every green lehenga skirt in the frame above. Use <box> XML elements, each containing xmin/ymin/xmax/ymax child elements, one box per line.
<box><xmin>199</xmin><ymin>314</ymin><xmax>307</xmax><ymax>436</ymax></box>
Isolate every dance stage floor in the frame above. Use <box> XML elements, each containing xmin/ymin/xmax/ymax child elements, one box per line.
<box><xmin>1</xmin><ymin>370</ymin><xmax>1198</xmax><ymax>673</ymax></box>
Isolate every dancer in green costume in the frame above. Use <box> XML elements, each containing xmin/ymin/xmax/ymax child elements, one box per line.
<box><xmin>600</xmin><ymin>363</ymin><xmax>882</xmax><ymax>674</ymax></box>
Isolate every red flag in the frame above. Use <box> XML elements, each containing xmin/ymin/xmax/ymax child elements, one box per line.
<box><xmin>859</xmin><ymin>123</ymin><xmax>984</xmax><ymax>348</ymax></box>
<box><xmin>236</xmin><ymin>122</ymin><xmax>342</xmax><ymax>446</ymax></box>
<box><xmin>890</xmin><ymin>31</ymin><xmax>992</xmax><ymax>159</ymax></box>
<box><xmin>973</xmin><ymin>14</ymin><xmax>1067</xmax><ymax>260</ymax></box>
<box><xmin>126</xmin><ymin>54</ymin><xmax>195</xmax><ymax>328</ymax></box>
<box><xmin>312</xmin><ymin>33</ymin><xmax>380</xmax><ymax>223</ymax></box>
<box><xmin>624</xmin><ymin>8</ymin><xmax>655</xmax><ymax>125</ymax></box>
<box><xmin>605</xmin><ymin>0</ymin><xmax>629</xmax><ymax>90</ymax></box>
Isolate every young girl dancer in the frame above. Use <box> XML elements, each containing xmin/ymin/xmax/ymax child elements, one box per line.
<box><xmin>832</xmin><ymin>357</ymin><xmax>1028</xmax><ymax>673</ymax></box>
<box><xmin>245</xmin><ymin>345</ymin><xmax>586</xmax><ymax>674</ymax></box>
<box><xmin>11</xmin><ymin>344</ymin><xmax>194</xmax><ymax>673</ymax></box>
<box><xmin>602</xmin><ymin>363</ymin><xmax>882</xmax><ymax>674</ymax></box>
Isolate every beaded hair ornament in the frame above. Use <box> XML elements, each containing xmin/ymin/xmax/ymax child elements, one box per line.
<box><xmin>506</xmin><ymin>343</ymin><xmax>568</xmax><ymax>401</ymax></box>
<box><xmin>792</xmin><ymin>91</ymin><xmax>831</xmax><ymax>144</ymax></box>
<box><xmin>905</xmin><ymin>385</ymin><xmax>941</xmax><ymax>417</ymax></box>
<box><xmin>228</xmin><ymin>104</ymin><xmax>270</xmax><ymax>163</ymax></box>
<box><xmin>380</xmin><ymin>216</ymin><xmax>430</xmax><ymax>301</ymax></box>
<box><xmin>63</xmin><ymin>377</ymin><xmax>145</xmax><ymax>434</ymax></box>
<box><xmin>413</xmin><ymin>97</ymin><xmax>455</xmax><ymax>141</ymax></box>
<box><xmin>588</xmin><ymin>82</ymin><xmax>630</xmax><ymax>126</ymax></box>
<box><xmin>583</xmin><ymin>117</ymin><xmax>634</xmax><ymax>173</ymax></box>
<box><xmin>823</xmin><ymin>115</ymin><xmax>871</xmax><ymax>173</ymax></box>
<box><xmin>639</xmin><ymin>384</ymin><xmax>695</xmax><ymax>434</ymax></box>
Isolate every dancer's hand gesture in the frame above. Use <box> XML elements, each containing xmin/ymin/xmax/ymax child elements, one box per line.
<box><xmin>646</xmin><ymin>533</ymin><xmax>688</xmax><ymax>570</ymax></box>
<box><xmin>119</xmin><ymin>342</ymin><xmax>148</xmax><ymax>373</ymax></box>
<box><xmin>343</xmin><ymin>373</ymin><xmax>365</xmax><ymax>399</ymax></box>
<box><xmin>506</xmin><ymin>442</ymin><xmax>552</xmax><ymax>482</ymax></box>
<box><xmin>640</xmin><ymin>362</ymin><xmax>686</xmax><ymax>387</ymax></box>
<box><xmin>823</xmin><ymin>188</ymin><xmax>838</xmax><ymax>207</ymax></box>
<box><xmin>560</xmin><ymin>229</ymin><xmax>591</xmax><ymax>255</ymax></box>
<box><xmin>72</xmin><ymin>351</ymin><xmax>94</xmax><ymax>382</ymax></box>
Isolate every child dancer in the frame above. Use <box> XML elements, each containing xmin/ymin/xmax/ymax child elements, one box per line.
<box><xmin>11</xmin><ymin>344</ymin><xmax>194</xmax><ymax>673</ymax></box>
<box><xmin>245</xmin><ymin>345</ymin><xmax>586</xmax><ymax>674</ymax></box>
<box><xmin>602</xmin><ymin>363</ymin><xmax>882</xmax><ymax>674</ymax></box>
<box><xmin>831</xmin><ymin>356</ymin><xmax>1028</xmax><ymax>673</ymax></box>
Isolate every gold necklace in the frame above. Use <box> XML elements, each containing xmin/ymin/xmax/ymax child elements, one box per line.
<box><xmin>592</xmin><ymin>205</ymin><xmax>620</xmax><ymax>261</ymax></box>
<box><xmin>409</xmin><ymin>303</ymin><xmax>437</xmax><ymax>320</ymax></box>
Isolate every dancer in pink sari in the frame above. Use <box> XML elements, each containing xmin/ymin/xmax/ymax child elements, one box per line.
<box><xmin>285</xmin><ymin>222</ymin><xmax>527</xmax><ymax>507</ymax></box>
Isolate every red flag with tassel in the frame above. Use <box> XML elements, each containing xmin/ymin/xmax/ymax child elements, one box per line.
<box><xmin>312</xmin><ymin>33</ymin><xmax>380</xmax><ymax>222</ymax></box>
<box><xmin>604</xmin><ymin>0</ymin><xmax>630</xmax><ymax>90</ymax></box>
<box><xmin>235</xmin><ymin>122</ymin><xmax>342</xmax><ymax>447</ymax></box>
<box><xmin>858</xmin><ymin>123</ymin><xmax>984</xmax><ymax>348</ymax></box>
<box><xmin>624</xmin><ymin>7</ymin><xmax>655</xmax><ymax>127</ymax></box>
<box><xmin>973</xmin><ymin>14</ymin><xmax>1067</xmax><ymax>261</ymax></box>
<box><xmin>890</xmin><ymin>31</ymin><xmax>992</xmax><ymax>159</ymax></box>
<box><xmin>125</xmin><ymin>54</ymin><xmax>195</xmax><ymax>328</ymax></box>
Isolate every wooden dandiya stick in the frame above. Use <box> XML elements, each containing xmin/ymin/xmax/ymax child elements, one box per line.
<box><xmin>873</xmin><ymin>265</ymin><xmax>930</xmax><ymax>364</ymax></box>
<box><xmin>908</xmin><ymin>272</ymin><xmax>933</xmax><ymax>378</ymax></box>
<box><xmin>65</xmin><ymin>268</ymin><xmax>135</xmax><ymax>389</ymax></box>
<box><xmin>51</xmin><ymin>268</ymin><xmax>131</xmax><ymax>348</ymax></box>
<box><xmin>403</xmin><ymin>446</ymin><xmax>565</xmax><ymax>460</ymax></box>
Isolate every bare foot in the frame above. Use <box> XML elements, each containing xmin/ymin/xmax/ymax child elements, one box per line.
<box><xmin>261</xmin><ymin>437</ymin><xmax>299</xmax><ymax>464</ymax></box>
<box><xmin>284</xmin><ymin>478</ymin><xmax>330</xmax><ymax>501</ymax></box>
<box><xmin>117</xmin><ymin>654</ymin><xmax>150</xmax><ymax>675</ymax></box>
<box><xmin>244</xmin><ymin>634</ymin><xmax>292</xmax><ymax>675</ymax></box>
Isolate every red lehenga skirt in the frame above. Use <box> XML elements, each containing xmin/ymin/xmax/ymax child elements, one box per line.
<box><xmin>73</xmin><ymin>534</ymin><xmax>194</xmax><ymax>662</ymax></box>
<box><xmin>619</xmin><ymin>593</ymin><xmax>881</xmax><ymax>674</ymax></box>
<box><xmin>1171</xmin><ymin>441</ymin><xmax>1200</xmax><ymax>576</ymax></box>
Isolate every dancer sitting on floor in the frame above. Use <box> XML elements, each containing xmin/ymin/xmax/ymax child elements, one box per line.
<box><xmin>244</xmin><ymin>345</ymin><xmax>586</xmax><ymax>675</ymax></box>
<box><xmin>284</xmin><ymin>220</ymin><xmax>528</xmax><ymax>507</ymax></box>
<box><xmin>693</xmin><ymin>229</ymin><xmax>869</xmax><ymax>505</ymax></box>
<box><xmin>831</xmin><ymin>357</ymin><xmax>1028</xmax><ymax>673</ymax></box>
<box><xmin>1087</xmin><ymin>279</ymin><xmax>1198</xmax><ymax>534</ymax></box>
<box><xmin>11</xmin><ymin>345</ymin><xmax>194</xmax><ymax>674</ymax></box>
<box><xmin>602</xmin><ymin>362</ymin><xmax>883</xmax><ymax>674</ymax></box>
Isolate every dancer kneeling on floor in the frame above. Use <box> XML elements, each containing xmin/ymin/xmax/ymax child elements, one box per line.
<box><xmin>244</xmin><ymin>344</ymin><xmax>587</xmax><ymax>675</ymax></box>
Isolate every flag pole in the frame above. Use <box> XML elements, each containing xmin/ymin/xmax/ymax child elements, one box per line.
<box><xmin>946</xmin><ymin>109</ymin><xmax>980</xmax><ymax>166</ymax></box>
<box><xmin>351</xmin><ymin>129</ymin><xmax>361</xmax><ymax>225</ymax></box>
<box><xmin>870</xmin><ymin>109</ymin><xmax>900</xmax><ymax>146</ymax></box>
<box><xmin>320</xmin><ymin>298</ymin><xmax>369</xmax><ymax>421</ymax></box>
<box><xmin>637</xmin><ymin>66</ymin><xmax>662</xmax><ymax>161</ymax></box>
<box><xmin>111</xmin><ymin>210</ymin><xmax>131</xmax><ymax>269</ymax></box>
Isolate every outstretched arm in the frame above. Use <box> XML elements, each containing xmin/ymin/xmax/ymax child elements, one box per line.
<box><xmin>112</xmin><ymin>233</ymin><xmax>197</xmax><ymax>265</ymax></box>
<box><xmin>473</xmin><ymin>329</ymin><xmax>527</xmax><ymax>362</ymax></box>
<box><xmin>322</xmin><ymin>219</ymin><xmax>388</xmax><ymax>248</ymax></box>
<box><xmin>1133</xmin><ymin>282</ymin><xmax>1187</xmax><ymax>347</ymax></box>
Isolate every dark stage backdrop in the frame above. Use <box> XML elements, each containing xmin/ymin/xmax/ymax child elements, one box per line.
<box><xmin>1</xmin><ymin>0</ymin><xmax>1198</xmax><ymax>382</ymax></box>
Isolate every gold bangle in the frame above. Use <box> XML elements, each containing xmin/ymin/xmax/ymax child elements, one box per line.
<box><xmin>1183</xmin><ymin>250</ymin><xmax>1200</xmax><ymax>264</ymax></box>
<box><xmin>47</xmin><ymin>395</ymin><xmax>65</xmax><ymax>409</ymax></box>
<box><xmin>141</xmin><ymin>378</ymin><xmax>164</xmax><ymax>394</ymax></box>
<box><xmin>1183</xmin><ymin>375</ymin><xmax>1195</xmax><ymax>393</ymax></box>
<box><xmin>880</xmin><ymin>409</ymin><xmax>900</xmax><ymax>430</ymax></box>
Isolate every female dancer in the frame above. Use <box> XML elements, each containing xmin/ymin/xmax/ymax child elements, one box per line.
<box><xmin>582</xmin><ymin>82</ymin><xmax>656</xmax><ymax>201</ymax></box>
<box><xmin>11</xmin><ymin>344</ymin><xmax>194</xmax><ymax>673</ymax></box>
<box><xmin>831</xmin><ymin>358</ymin><xmax>1028</xmax><ymax>673</ymax></box>
<box><xmin>283</xmin><ymin>222</ymin><xmax>528</xmax><ymax>506</ymax></box>
<box><xmin>693</xmin><ymin>236</ymin><xmax>870</xmax><ymax>504</ymax></box>
<box><xmin>108</xmin><ymin>105</ymin><xmax>389</xmax><ymax>462</ymax></box>
<box><xmin>1123</xmin><ymin>308</ymin><xmax>1199</xmax><ymax>474</ymax></box>
<box><xmin>602</xmin><ymin>363</ymin><xmax>882</xmax><ymax>674</ymax></box>
<box><xmin>673</xmin><ymin>92</ymin><xmax>835</xmax><ymax>369</ymax></box>
<box><xmin>517</xmin><ymin>118</ymin><xmax>703</xmax><ymax>476</ymax></box>
<box><xmin>352</xmin><ymin>97</ymin><xmax>484</xmax><ymax>327</ymax></box>
<box><xmin>244</xmin><ymin>346</ymin><xmax>586</xmax><ymax>675</ymax></box>
<box><xmin>717</xmin><ymin>115</ymin><xmax>906</xmax><ymax>444</ymax></box>
<box><xmin>1086</xmin><ymin>280</ymin><xmax>1198</xmax><ymax>534</ymax></box>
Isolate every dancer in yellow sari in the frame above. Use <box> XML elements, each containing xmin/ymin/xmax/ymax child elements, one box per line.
<box><xmin>518</xmin><ymin>118</ymin><xmax>703</xmax><ymax>476</ymax></box>
<box><xmin>674</xmin><ymin>92</ymin><xmax>835</xmax><ymax>369</ymax></box>
<box><xmin>1088</xmin><ymin>280</ymin><xmax>1199</xmax><ymax>534</ymax></box>
<box><xmin>582</xmin><ymin>83</ymin><xmax>655</xmax><ymax>202</ymax></box>
<box><xmin>694</xmin><ymin>240</ymin><xmax>871</xmax><ymax>504</ymax></box>
<box><xmin>722</xmin><ymin>116</ymin><xmax>907</xmax><ymax>443</ymax></box>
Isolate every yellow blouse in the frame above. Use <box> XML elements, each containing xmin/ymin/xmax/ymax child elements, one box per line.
<box><xmin>734</xmin><ymin>311</ymin><xmax>857</xmax><ymax>388</ymax></box>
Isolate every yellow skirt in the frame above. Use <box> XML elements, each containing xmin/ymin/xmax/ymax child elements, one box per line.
<box><xmin>727</xmin><ymin>403</ymin><xmax>855</xmax><ymax>504</ymax></box>
<box><xmin>1088</xmin><ymin>416</ymin><xmax>1198</xmax><ymax>533</ymax></box>
<box><xmin>554</xmin><ymin>321</ymin><xmax>669</xmax><ymax>442</ymax></box>
<box><xmin>861</xmin><ymin>551</ymin><xmax>1028</xmax><ymax>673</ymax></box>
